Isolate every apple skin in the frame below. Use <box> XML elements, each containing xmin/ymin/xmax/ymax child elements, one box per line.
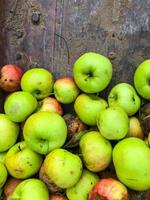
<box><xmin>127</xmin><ymin>117</ymin><xmax>144</xmax><ymax>139</ymax></box>
<box><xmin>9</xmin><ymin>178</ymin><xmax>49</xmax><ymax>200</ymax></box>
<box><xmin>108</xmin><ymin>83</ymin><xmax>141</xmax><ymax>116</ymax></box>
<box><xmin>134</xmin><ymin>59</ymin><xmax>150</xmax><ymax>99</ymax></box>
<box><xmin>74</xmin><ymin>93</ymin><xmax>108</xmax><ymax>126</ymax></box>
<box><xmin>66</xmin><ymin>170</ymin><xmax>99</xmax><ymax>200</ymax></box>
<box><xmin>5</xmin><ymin>141</ymin><xmax>43</xmax><ymax>179</ymax></box>
<box><xmin>38</xmin><ymin>97</ymin><xmax>63</xmax><ymax>115</ymax></box>
<box><xmin>148</xmin><ymin>133</ymin><xmax>150</xmax><ymax>147</ymax></box>
<box><xmin>79</xmin><ymin>131</ymin><xmax>112</xmax><ymax>172</ymax></box>
<box><xmin>49</xmin><ymin>194</ymin><xmax>67</xmax><ymax>200</ymax></box>
<box><xmin>0</xmin><ymin>114</ymin><xmax>19</xmax><ymax>152</ymax></box>
<box><xmin>97</xmin><ymin>106</ymin><xmax>129</xmax><ymax>140</ymax></box>
<box><xmin>43</xmin><ymin>148</ymin><xmax>83</xmax><ymax>189</ymax></box>
<box><xmin>113</xmin><ymin>137</ymin><xmax>150</xmax><ymax>191</ymax></box>
<box><xmin>73</xmin><ymin>52</ymin><xmax>112</xmax><ymax>93</ymax></box>
<box><xmin>4</xmin><ymin>91</ymin><xmax>38</xmax><ymax>122</ymax></box>
<box><xmin>21</xmin><ymin>68</ymin><xmax>54</xmax><ymax>100</ymax></box>
<box><xmin>23</xmin><ymin>111</ymin><xmax>67</xmax><ymax>155</ymax></box>
<box><xmin>0</xmin><ymin>64</ymin><xmax>24</xmax><ymax>92</ymax></box>
<box><xmin>0</xmin><ymin>162</ymin><xmax>7</xmax><ymax>188</ymax></box>
<box><xmin>0</xmin><ymin>152</ymin><xmax>7</xmax><ymax>163</ymax></box>
<box><xmin>54</xmin><ymin>77</ymin><xmax>80</xmax><ymax>104</ymax></box>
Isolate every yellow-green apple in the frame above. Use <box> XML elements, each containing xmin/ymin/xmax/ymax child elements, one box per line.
<box><xmin>9</xmin><ymin>178</ymin><xmax>49</xmax><ymax>200</ymax></box>
<box><xmin>54</xmin><ymin>77</ymin><xmax>80</xmax><ymax>104</ymax></box>
<box><xmin>113</xmin><ymin>137</ymin><xmax>150</xmax><ymax>191</ymax></box>
<box><xmin>43</xmin><ymin>149</ymin><xmax>83</xmax><ymax>189</ymax></box>
<box><xmin>97</xmin><ymin>106</ymin><xmax>129</xmax><ymax>140</ymax></box>
<box><xmin>108</xmin><ymin>83</ymin><xmax>141</xmax><ymax>116</ymax></box>
<box><xmin>4</xmin><ymin>91</ymin><xmax>38</xmax><ymax>122</ymax></box>
<box><xmin>74</xmin><ymin>93</ymin><xmax>108</xmax><ymax>125</ymax></box>
<box><xmin>134</xmin><ymin>59</ymin><xmax>150</xmax><ymax>99</ymax></box>
<box><xmin>79</xmin><ymin>131</ymin><xmax>112</xmax><ymax>172</ymax></box>
<box><xmin>0</xmin><ymin>114</ymin><xmax>19</xmax><ymax>152</ymax></box>
<box><xmin>89</xmin><ymin>178</ymin><xmax>129</xmax><ymax>200</ymax></box>
<box><xmin>148</xmin><ymin>133</ymin><xmax>150</xmax><ymax>146</ymax></box>
<box><xmin>0</xmin><ymin>152</ymin><xmax>7</xmax><ymax>163</ymax></box>
<box><xmin>0</xmin><ymin>64</ymin><xmax>24</xmax><ymax>92</ymax></box>
<box><xmin>23</xmin><ymin>111</ymin><xmax>67</xmax><ymax>155</ymax></box>
<box><xmin>5</xmin><ymin>141</ymin><xmax>43</xmax><ymax>179</ymax></box>
<box><xmin>37</xmin><ymin>97</ymin><xmax>63</xmax><ymax>115</ymax></box>
<box><xmin>0</xmin><ymin>162</ymin><xmax>7</xmax><ymax>188</ymax></box>
<box><xmin>66</xmin><ymin>170</ymin><xmax>99</xmax><ymax>200</ymax></box>
<box><xmin>21</xmin><ymin>68</ymin><xmax>54</xmax><ymax>100</ymax></box>
<box><xmin>127</xmin><ymin>117</ymin><xmax>144</xmax><ymax>139</ymax></box>
<box><xmin>73</xmin><ymin>52</ymin><xmax>112</xmax><ymax>93</ymax></box>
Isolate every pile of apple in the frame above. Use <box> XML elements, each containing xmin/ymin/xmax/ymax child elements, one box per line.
<box><xmin>0</xmin><ymin>53</ymin><xmax>150</xmax><ymax>200</ymax></box>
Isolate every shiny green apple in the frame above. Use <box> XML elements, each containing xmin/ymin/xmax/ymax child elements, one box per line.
<box><xmin>0</xmin><ymin>162</ymin><xmax>7</xmax><ymax>188</ymax></box>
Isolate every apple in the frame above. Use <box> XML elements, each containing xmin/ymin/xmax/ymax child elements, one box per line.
<box><xmin>23</xmin><ymin>111</ymin><xmax>67</xmax><ymax>155</ymax></box>
<box><xmin>0</xmin><ymin>114</ymin><xmax>19</xmax><ymax>152</ymax></box>
<box><xmin>148</xmin><ymin>133</ymin><xmax>150</xmax><ymax>146</ymax></box>
<box><xmin>0</xmin><ymin>152</ymin><xmax>7</xmax><ymax>163</ymax></box>
<box><xmin>97</xmin><ymin>106</ymin><xmax>129</xmax><ymax>140</ymax></box>
<box><xmin>74</xmin><ymin>93</ymin><xmax>108</xmax><ymax>125</ymax></box>
<box><xmin>127</xmin><ymin>117</ymin><xmax>144</xmax><ymax>139</ymax></box>
<box><xmin>54</xmin><ymin>77</ymin><xmax>80</xmax><ymax>104</ymax></box>
<box><xmin>108</xmin><ymin>83</ymin><xmax>141</xmax><ymax>116</ymax></box>
<box><xmin>0</xmin><ymin>64</ymin><xmax>24</xmax><ymax>92</ymax></box>
<box><xmin>134</xmin><ymin>59</ymin><xmax>150</xmax><ymax>99</ymax></box>
<box><xmin>79</xmin><ymin>131</ymin><xmax>112</xmax><ymax>172</ymax></box>
<box><xmin>37</xmin><ymin>97</ymin><xmax>63</xmax><ymax>115</ymax></box>
<box><xmin>9</xmin><ymin>178</ymin><xmax>49</xmax><ymax>200</ymax></box>
<box><xmin>73</xmin><ymin>52</ymin><xmax>112</xmax><ymax>93</ymax></box>
<box><xmin>66</xmin><ymin>170</ymin><xmax>99</xmax><ymax>200</ymax></box>
<box><xmin>5</xmin><ymin>141</ymin><xmax>43</xmax><ymax>179</ymax></box>
<box><xmin>113</xmin><ymin>137</ymin><xmax>150</xmax><ymax>191</ymax></box>
<box><xmin>4</xmin><ymin>91</ymin><xmax>38</xmax><ymax>122</ymax></box>
<box><xmin>49</xmin><ymin>194</ymin><xmax>67</xmax><ymax>200</ymax></box>
<box><xmin>89</xmin><ymin>178</ymin><xmax>129</xmax><ymax>200</ymax></box>
<box><xmin>0</xmin><ymin>162</ymin><xmax>7</xmax><ymax>188</ymax></box>
<box><xmin>21</xmin><ymin>68</ymin><xmax>54</xmax><ymax>100</ymax></box>
<box><xmin>43</xmin><ymin>148</ymin><xmax>83</xmax><ymax>189</ymax></box>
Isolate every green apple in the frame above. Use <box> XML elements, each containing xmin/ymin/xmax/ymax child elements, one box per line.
<box><xmin>0</xmin><ymin>162</ymin><xmax>7</xmax><ymax>188</ymax></box>
<box><xmin>80</xmin><ymin>131</ymin><xmax>112</xmax><ymax>172</ymax></box>
<box><xmin>9</xmin><ymin>178</ymin><xmax>49</xmax><ymax>200</ymax></box>
<box><xmin>0</xmin><ymin>114</ymin><xmax>19</xmax><ymax>152</ymax></box>
<box><xmin>43</xmin><ymin>148</ymin><xmax>83</xmax><ymax>188</ymax></box>
<box><xmin>74</xmin><ymin>93</ymin><xmax>108</xmax><ymax>125</ymax></box>
<box><xmin>97</xmin><ymin>106</ymin><xmax>129</xmax><ymax>140</ymax></box>
<box><xmin>108</xmin><ymin>83</ymin><xmax>141</xmax><ymax>116</ymax></box>
<box><xmin>66</xmin><ymin>170</ymin><xmax>99</xmax><ymax>200</ymax></box>
<box><xmin>148</xmin><ymin>133</ymin><xmax>150</xmax><ymax>147</ymax></box>
<box><xmin>73</xmin><ymin>52</ymin><xmax>112</xmax><ymax>93</ymax></box>
<box><xmin>113</xmin><ymin>137</ymin><xmax>150</xmax><ymax>191</ymax></box>
<box><xmin>54</xmin><ymin>77</ymin><xmax>80</xmax><ymax>104</ymax></box>
<box><xmin>4</xmin><ymin>91</ymin><xmax>38</xmax><ymax>122</ymax></box>
<box><xmin>5</xmin><ymin>141</ymin><xmax>43</xmax><ymax>179</ymax></box>
<box><xmin>0</xmin><ymin>152</ymin><xmax>7</xmax><ymax>163</ymax></box>
<box><xmin>23</xmin><ymin>111</ymin><xmax>67</xmax><ymax>155</ymax></box>
<box><xmin>134</xmin><ymin>59</ymin><xmax>150</xmax><ymax>99</ymax></box>
<box><xmin>21</xmin><ymin>68</ymin><xmax>54</xmax><ymax>99</ymax></box>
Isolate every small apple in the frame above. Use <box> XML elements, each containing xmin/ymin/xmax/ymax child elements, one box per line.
<box><xmin>0</xmin><ymin>114</ymin><xmax>19</xmax><ymax>152</ymax></box>
<box><xmin>134</xmin><ymin>59</ymin><xmax>150</xmax><ymax>99</ymax></box>
<box><xmin>5</xmin><ymin>141</ymin><xmax>43</xmax><ymax>179</ymax></box>
<box><xmin>0</xmin><ymin>64</ymin><xmax>24</xmax><ymax>92</ymax></box>
<box><xmin>73</xmin><ymin>52</ymin><xmax>112</xmax><ymax>93</ymax></box>
<box><xmin>66</xmin><ymin>170</ymin><xmax>99</xmax><ymax>200</ymax></box>
<box><xmin>113</xmin><ymin>137</ymin><xmax>150</xmax><ymax>191</ymax></box>
<box><xmin>0</xmin><ymin>162</ymin><xmax>7</xmax><ymax>188</ymax></box>
<box><xmin>21</xmin><ymin>68</ymin><xmax>54</xmax><ymax>99</ymax></box>
<box><xmin>79</xmin><ymin>131</ymin><xmax>112</xmax><ymax>172</ymax></box>
<box><xmin>43</xmin><ymin>149</ymin><xmax>83</xmax><ymax>189</ymax></box>
<box><xmin>10</xmin><ymin>178</ymin><xmax>49</xmax><ymax>200</ymax></box>
<box><xmin>4</xmin><ymin>91</ymin><xmax>38</xmax><ymax>122</ymax></box>
<box><xmin>0</xmin><ymin>152</ymin><xmax>7</xmax><ymax>163</ymax></box>
<box><xmin>127</xmin><ymin>117</ymin><xmax>144</xmax><ymax>139</ymax></box>
<box><xmin>74</xmin><ymin>93</ymin><xmax>108</xmax><ymax>125</ymax></box>
<box><xmin>54</xmin><ymin>77</ymin><xmax>80</xmax><ymax>104</ymax></box>
<box><xmin>108</xmin><ymin>83</ymin><xmax>141</xmax><ymax>116</ymax></box>
<box><xmin>37</xmin><ymin>97</ymin><xmax>63</xmax><ymax>115</ymax></box>
<box><xmin>49</xmin><ymin>195</ymin><xmax>67</xmax><ymax>200</ymax></box>
<box><xmin>23</xmin><ymin>111</ymin><xmax>67</xmax><ymax>155</ymax></box>
<box><xmin>97</xmin><ymin>106</ymin><xmax>129</xmax><ymax>140</ymax></box>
